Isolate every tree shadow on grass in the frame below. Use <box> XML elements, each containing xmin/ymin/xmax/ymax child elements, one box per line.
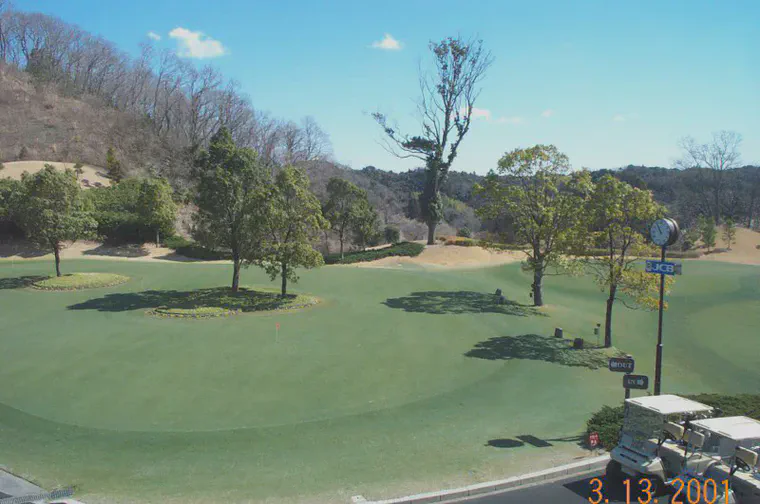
<box><xmin>0</xmin><ymin>275</ymin><xmax>49</xmax><ymax>290</ymax></box>
<box><xmin>383</xmin><ymin>291</ymin><xmax>543</xmax><ymax>317</ymax></box>
<box><xmin>67</xmin><ymin>287</ymin><xmax>299</xmax><ymax>313</ymax></box>
<box><xmin>465</xmin><ymin>334</ymin><xmax>613</xmax><ymax>369</ymax></box>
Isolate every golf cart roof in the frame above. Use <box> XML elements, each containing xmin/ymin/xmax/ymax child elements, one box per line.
<box><xmin>626</xmin><ymin>394</ymin><xmax>713</xmax><ymax>415</ymax></box>
<box><xmin>691</xmin><ymin>416</ymin><xmax>760</xmax><ymax>441</ymax></box>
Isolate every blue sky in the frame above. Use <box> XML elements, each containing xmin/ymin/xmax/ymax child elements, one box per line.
<box><xmin>18</xmin><ymin>0</ymin><xmax>760</xmax><ymax>174</ymax></box>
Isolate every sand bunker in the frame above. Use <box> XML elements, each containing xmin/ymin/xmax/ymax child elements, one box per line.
<box><xmin>695</xmin><ymin>227</ymin><xmax>760</xmax><ymax>266</ymax></box>
<box><xmin>352</xmin><ymin>243</ymin><xmax>524</xmax><ymax>269</ymax></box>
<box><xmin>1</xmin><ymin>160</ymin><xmax>111</xmax><ymax>189</ymax></box>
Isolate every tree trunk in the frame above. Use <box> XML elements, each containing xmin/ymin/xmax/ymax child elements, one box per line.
<box><xmin>54</xmin><ymin>247</ymin><xmax>62</xmax><ymax>277</ymax></box>
<box><xmin>339</xmin><ymin>232</ymin><xmax>344</xmax><ymax>260</ymax></box>
<box><xmin>156</xmin><ymin>229</ymin><xmax>160</xmax><ymax>246</ymax></box>
<box><xmin>231</xmin><ymin>254</ymin><xmax>241</xmax><ymax>292</ymax></box>
<box><xmin>280</xmin><ymin>262</ymin><xmax>287</xmax><ymax>297</ymax></box>
<box><xmin>604</xmin><ymin>283</ymin><xmax>617</xmax><ymax>348</ymax></box>
<box><xmin>426</xmin><ymin>220</ymin><xmax>436</xmax><ymax>245</ymax></box>
<box><xmin>532</xmin><ymin>267</ymin><xmax>544</xmax><ymax>307</ymax></box>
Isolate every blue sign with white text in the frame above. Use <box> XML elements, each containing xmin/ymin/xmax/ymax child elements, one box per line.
<box><xmin>645</xmin><ymin>260</ymin><xmax>681</xmax><ymax>275</ymax></box>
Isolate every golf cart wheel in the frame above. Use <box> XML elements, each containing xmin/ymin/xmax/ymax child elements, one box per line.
<box><xmin>605</xmin><ymin>460</ymin><xmax>623</xmax><ymax>482</ymax></box>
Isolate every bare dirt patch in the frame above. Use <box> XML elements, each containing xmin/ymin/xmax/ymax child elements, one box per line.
<box><xmin>1</xmin><ymin>160</ymin><xmax>111</xmax><ymax>189</ymax></box>
<box><xmin>695</xmin><ymin>227</ymin><xmax>760</xmax><ymax>266</ymax></box>
<box><xmin>353</xmin><ymin>243</ymin><xmax>523</xmax><ymax>269</ymax></box>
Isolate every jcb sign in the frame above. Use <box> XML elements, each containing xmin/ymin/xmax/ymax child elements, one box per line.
<box><xmin>645</xmin><ymin>260</ymin><xmax>682</xmax><ymax>276</ymax></box>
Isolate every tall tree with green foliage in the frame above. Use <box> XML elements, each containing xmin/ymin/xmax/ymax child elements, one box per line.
<box><xmin>475</xmin><ymin>145</ymin><xmax>592</xmax><ymax>306</ymax></box>
<box><xmin>323</xmin><ymin>177</ymin><xmax>365</xmax><ymax>259</ymax></box>
<box><xmin>16</xmin><ymin>165</ymin><xmax>96</xmax><ymax>276</ymax></box>
<box><xmin>373</xmin><ymin>36</ymin><xmax>492</xmax><ymax>244</ymax></box>
<box><xmin>137</xmin><ymin>178</ymin><xmax>177</xmax><ymax>245</ymax></box>
<box><xmin>582</xmin><ymin>175</ymin><xmax>668</xmax><ymax>347</ymax></box>
<box><xmin>351</xmin><ymin>199</ymin><xmax>381</xmax><ymax>251</ymax></box>
<box><xmin>722</xmin><ymin>218</ymin><xmax>737</xmax><ymax>250</ymax></box>
<box><xmin>193</xmin><ymin>127</ymin><xmax>267</xmax><ymax>292</ymax></box>
<box><xmin>252</xmin><ymin>166</ymin><xmax>329</xmax><ymax>296</ymax></box>
<box><xmin>105</xmin><ymin>147</ymin><xmax>124</xmax><ymax>183</ymax></box>
<box><xmin>0</xmin><ymin>178</ymin><xmax>21</xmax><ymax>221</ymax></box>
<box><xmin>698</xmin><ymin>215</ymin><xmax>717</xmax><ymax>251</ymax></box>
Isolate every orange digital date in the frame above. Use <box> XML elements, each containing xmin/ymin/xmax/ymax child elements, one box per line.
<box><xmin>588</xmin><ymin>476</ymin><xmax>730</xmax><ymax>504</ymax></box>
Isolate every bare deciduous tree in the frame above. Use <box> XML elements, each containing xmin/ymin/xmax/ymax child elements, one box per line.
<box><xmin>675</xmin><ymin>130</ymin><xmax>742</xmax><ymax>223</ymax></box>
<box><xmin>373</xmin><ymin>36</ymin><xmax>492</xmax><ymax>244</ymax></box>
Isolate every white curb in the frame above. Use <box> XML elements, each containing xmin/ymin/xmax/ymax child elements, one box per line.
<box><xmin>351</xmin><ymin>453</ymin><xmax>610</xmax><ymax>504</ymax></box>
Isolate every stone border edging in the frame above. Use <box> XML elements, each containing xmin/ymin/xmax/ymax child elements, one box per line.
<box><xmin>351</xmin><ymin>453</ymin><xmax>610</xmax><ymax>504</ymax></box>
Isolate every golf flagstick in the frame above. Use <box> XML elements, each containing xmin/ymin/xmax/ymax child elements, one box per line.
<box><xmin>275</xmin><ymin>322</ymin><xmax>280</xmax><ymax>343</ymax></box>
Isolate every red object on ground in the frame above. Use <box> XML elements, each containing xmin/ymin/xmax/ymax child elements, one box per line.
<box><xmin>589</xmin><ymin>432</ymin><xmax>600</xmax><ymax>448</ymax></box>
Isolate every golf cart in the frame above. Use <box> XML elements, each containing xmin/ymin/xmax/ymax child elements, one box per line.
<box><xmin>668</xmin><ymin>416</ymin><xmax>760</xmax><ymax>503</ymax></box>
<box><xmin>607</xmin><ymin>394</ymin><xmax>714</xmax><ymax>494</ymax></box>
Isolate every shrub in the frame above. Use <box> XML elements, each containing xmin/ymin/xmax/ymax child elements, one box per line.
<box><xmin>174</xmin><ymin>243</ymin><xmax>232</xmax><ymax>261</ymax></box>
<box><xmin>18</xmin><ymin>145</ymin><xmax>30</xmax><ymax>160</ymax></box>
<box><xmin>94</xmin><ymin>211</ymin><xmax>152</xmax><ymax>244</ymax></box>
<box><xmin>384</xmin><ymin>225</ymin><xmax>400</xmax><ymax>245</ymax></box>
<box><xmin>586</xmin><ymin>394</ymin><xmax>760</xmax><ymax>451</ymax></box>
<box><xmin>457</xmin><ymin>227</ymin><xmax>472</xmax><ymax>238</ymax></box>
<box><xmin>586</xmin><ymin>405</ymin><xmax>625</xmax><ymax>451</ymax></box>
<box><xmin>324</xmin><ymin>241</ymin><xmax>424</xmax><ymax>264</ymax></box>
<box><xmin>163</xmin><ymin>235</ymin><xmax>192</xmax><ymax>249</ymax></box>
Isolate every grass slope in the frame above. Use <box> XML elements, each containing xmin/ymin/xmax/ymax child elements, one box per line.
<box><xmin>32</xmin><ymin>272</ymin><xmax>129</xmax><ymax>290</ymax></box>
<box><xmin>0</xmin><ymin>259</ymin><xmax>757</xmax><ymax>502</ymax></box>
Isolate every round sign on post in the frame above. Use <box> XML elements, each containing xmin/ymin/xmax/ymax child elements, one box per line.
<box><xmin>650</xmin><ymin>218</ymin><xmax>680</xmax><ymax>247</ymax></box>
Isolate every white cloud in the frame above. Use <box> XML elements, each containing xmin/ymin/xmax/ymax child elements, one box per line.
<box><xmin>495</xmin><ymin>116</ymin><xmax>524</xmax><ymax>125</ymax></box>
<box><xmin>465</xmin><ymin>107</ymin><xmax>492</xmax><ymax>120</ymax></box>
<box><xmin>371</xmin><ymin>33</ymin><xmax>402</xmax><ymax>50</ymax></box>
<box><xmin>147</xmin><ymin>31</ymin><xmax>161</xmax><ymax>41</ymax></box>
<box><xmin>169</xmin><ymin>27</ymin><xmax>227</xmax><ymax>59</ymax></box>
<box><xmin>613</xmin><ymin>112</ymin><xmax>639</xmax><ymax>122</ymax></box>
<box><xmin>541</xmin><ymin>109</ymin><xmax>554</xmax><ymax>118</ymax></box>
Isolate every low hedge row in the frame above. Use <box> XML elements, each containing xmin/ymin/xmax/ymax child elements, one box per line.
<box><xmin>324</xmin><ymin>241</ymin><xmax>425</xmax><ymax>264</ymax></box>
<box><xmin>573</xmin><ymin>248</ymin><xmax>703</xmax><ymax>259</ymax></box>
<box><xmin>163</xmin><ymin>236</ymin><xmax>232</xmax><ymax>260</ymax></box>
<box><xmin>442</xmin><ymin>236</ymin><xmax>527</xmax><ymax>251</ymax></box>
<box><xmin>586</xmin><ymin>393</ymin><xmax>760</xmax><ymax>451</ymax></box>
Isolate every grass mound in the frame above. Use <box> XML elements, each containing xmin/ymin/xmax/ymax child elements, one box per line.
<box><xmin>143</xmin><ymin>287</ymin><xmax>319</xmax><ymax>318</ymax></box>
<box><xmin>32</xmin><ymin>272</ymin><xmax>129</xmax><ymax>290</ymax></box>
<box><xmin>324</xmin><ymin>241</ymin><xmax>424</xmax><ymax>264</ymax></box>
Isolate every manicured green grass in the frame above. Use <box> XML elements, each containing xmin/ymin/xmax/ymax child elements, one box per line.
<box><xmin>0</xmin><ymin>258</ymin><xmax>757</xmax><ymax>503</ymax></box>
<box><xmin>31</xmin><ymin>272</ymin><xmax>130</xmax><ymax>290</ymax></box>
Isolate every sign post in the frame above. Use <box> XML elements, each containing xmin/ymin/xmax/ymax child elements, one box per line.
<box><xmin>609</xmin><ymin>355</ymin><xmax>635</xmax><ymax>399</ymax></box>
<box><xmin>648</xmin><ymin>218</ymin><xmax>680</xmax><ymax>396</ymax></box>
<box><xmin>623</xmin><ymin>374</ymin><xmax>649</xmax><ymax>391</ymax></box>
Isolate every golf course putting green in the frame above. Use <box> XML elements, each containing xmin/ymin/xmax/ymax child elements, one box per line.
<box><xmin>0</xmin><ymin>258</ymin><xmax>757</xmax><ymax>502</ymax></box>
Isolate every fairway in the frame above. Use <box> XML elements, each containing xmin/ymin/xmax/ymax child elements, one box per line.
<box><xmin>0</xmin><ymin>259</ymin><xmax>758</xmax><ymax>502</ymax></box>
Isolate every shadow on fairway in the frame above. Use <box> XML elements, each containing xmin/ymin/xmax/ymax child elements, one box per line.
<box><xmin>67</xmin><ymin>287</ymin><xmax>297</xmax><ymax>313</ymax></box>
<box><xmin>383</xmin><ymin>290</ymin><xmax>541</xmax><ymax>316</ymax></box>
<box><xmin>487</xmin><ymin>434</ymin><xmax>581</xmax><ymax>449</ymax></box>
<box><xmin>465</xmin><ymin>334</ymin><xmax>612</xmax><ymax>369</ymax></box>
<box><xmin>0</xmin><ymin>275</ymin><xmax>49</xmax><ymax>290</ymax></box>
